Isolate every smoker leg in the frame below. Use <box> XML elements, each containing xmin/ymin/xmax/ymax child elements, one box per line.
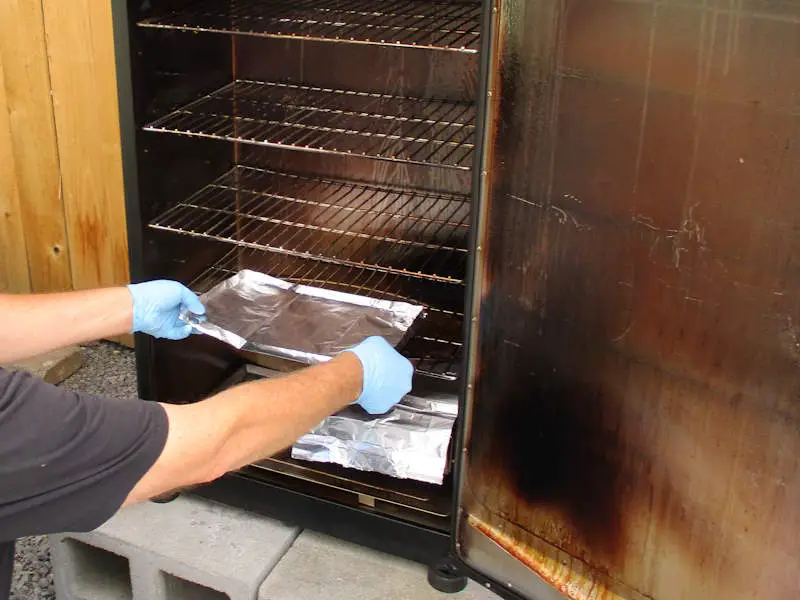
<box><xmin>149</xmin><ymin>491</ymin><xmax>182</xmax><ymax>504</ymax></box>
<box><xmin>150</xmin><ymin>484</ymin><xmax>201</xmax><ymax>504</ymax></box>
<box><xmin>427</xmin><ymin>556</ymin><xmax>468</xmax><ymax>594</ymax></box>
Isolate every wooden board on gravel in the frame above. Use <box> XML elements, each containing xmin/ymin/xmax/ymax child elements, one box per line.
<box><xmin>4</xmin><ymin>346</ymin><xmax>84</xmax><ymax>385</ymax></box>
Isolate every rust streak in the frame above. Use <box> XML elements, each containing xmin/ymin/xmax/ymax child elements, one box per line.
<box><xmin>468</xmin><ymin>515</ymin><xmax>632</xmax><ymax>600</ymax></box>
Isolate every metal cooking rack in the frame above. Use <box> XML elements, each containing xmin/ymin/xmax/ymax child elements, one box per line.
<box><xmin>190</xmin><ymin>246</ymin><xmax>464</xmax><ymax>379</ymax></box>
<box><xmin>151</xmin><ymin>166</ymin><xmax>470</xmax><ymax>284</ymax></box>
<box><xmin>138</xmin><ymin>0</ymin><xmax>481</xmax><ymax>53</ymax></box>
<box><xmin>144</xmin><ymin>80</ymin><xmax>476</xmax><ymax>169</ymax></box>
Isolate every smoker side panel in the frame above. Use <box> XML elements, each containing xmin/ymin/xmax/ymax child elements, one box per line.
<box><xmin>456</xmin><ymin>1</ymin><xmax>800</xmax><ymax>599</ymax></box>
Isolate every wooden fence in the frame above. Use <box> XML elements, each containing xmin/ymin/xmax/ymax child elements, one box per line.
<box><xmin>0</xmin><ymin>0</ymin><xmax>129</xmax><ymax>295</ymax></box>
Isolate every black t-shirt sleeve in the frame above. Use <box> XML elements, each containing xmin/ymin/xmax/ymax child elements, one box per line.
<box><xmin>0</xmin><ymin>367</ymin><xmax>169</xmax><ymax>541</ymax></box>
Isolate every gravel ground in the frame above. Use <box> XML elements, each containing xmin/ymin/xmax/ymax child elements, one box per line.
<box><xmin>10</xmin><ymin>342</ymin><xmax>137</xmax><ymax>600</ymax></box>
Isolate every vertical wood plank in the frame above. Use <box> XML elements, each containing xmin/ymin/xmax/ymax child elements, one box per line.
<box><xmin>0</xmin><ymin>60</ymin><xmax>31</xmax><ymax>293</ymax></box>
<box><xmin>0</xmin><ymin>0</ymin><xmax>72</xmax><ymax>292</ymax></box>
<box><xmin>41</xmin><ymin>0</ymin><xmax>130</xmax><ymax>291</ymax></box>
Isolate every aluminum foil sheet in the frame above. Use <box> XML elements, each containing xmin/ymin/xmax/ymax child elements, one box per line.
<box><xmin>291</xmin><ymin>393</ymin><xmax>458</xmax><ymax>484</ymax></box>
<box><xmin>184</xmin><ymin>270</ymin><xmax>424</xmax><ymax>363</ymax></box>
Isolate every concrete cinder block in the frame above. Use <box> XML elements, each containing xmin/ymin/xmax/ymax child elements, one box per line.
<box><xmin>51</xmin><ymin>495</ymin><xmax>300</xmax><ymax>600</ymax></box>
<box><xmin>258</xmin><ymin>531</ymin><xmax>498</xmax><ymax>600</ymax></box>
<box><xmin>52</xmin><ymin>538</ymin><xmax>132</xmax><ymax>600</ymax></box>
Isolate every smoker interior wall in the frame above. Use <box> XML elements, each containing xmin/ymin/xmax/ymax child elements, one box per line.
<box><xmin>463</xmin><ymin>1</ymin><xmax>800</xmax><ymax>598</ymax></box>
<box><xmin>234</xmin><ymin>36</ymin><xmax>478</xmax><ymax>196</ymax></box>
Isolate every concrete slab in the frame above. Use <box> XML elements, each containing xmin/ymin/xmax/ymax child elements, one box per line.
<box><xmin>100</xmin><ymin>496</ymin><xmax>299</xmax><ymax>581</ymax></box>
<box><xmin>258</xmin><ymin>531</ymin><xmax>498</xmax><ymax>600</ymax></box>
<box><xmin>52</xmin><ymin>496</ymin><xmax>300</xmax><ymax>600</ymax></box>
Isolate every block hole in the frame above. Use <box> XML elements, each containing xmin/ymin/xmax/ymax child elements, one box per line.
<box><xmin>161</xmin><ymin>571</ymin><xmax>231</xmax><ymax>600</ymax></box>
<box><xmin>64</xmin><ymin>539</ymin><xmax>132</xmax><ymax>600</ymax></box>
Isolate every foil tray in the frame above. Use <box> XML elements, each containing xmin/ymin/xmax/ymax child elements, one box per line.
<box><xmin>184</xmin><ymin>269</ymin><xmax>424</xmax><ymax>363</ymax></box>
<box><xmin>292</xmin><ymin>393</ymin><xmax>458</xmax><ymax>485</ymax></box>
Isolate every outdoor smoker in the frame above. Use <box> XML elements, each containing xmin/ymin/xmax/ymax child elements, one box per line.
<box><xmin>114</xmin><ymin>1</ymin><xmax>800</xmax><ymax>598</ymax></box>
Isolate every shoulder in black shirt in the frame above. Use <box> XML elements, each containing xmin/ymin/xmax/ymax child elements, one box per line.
<box><xmin>0</xmin><ymin>368</ymin><xmax>168</xmax><ymax>599</ymax></box>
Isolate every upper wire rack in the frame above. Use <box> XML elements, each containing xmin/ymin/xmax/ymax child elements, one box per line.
<box><xmin>151</xmin><ymin>165</ymin><xmax>471</xmax><ymax>284</ymax></box>
<box><xmin>138</xmin><ymin>0</ymin><xmax>481</xmax><ymax>53</ymax></box>
<box><xmin>144</xmin><ymin>80</ymin><xmax>476</xmax><ymax>169</ymax></box>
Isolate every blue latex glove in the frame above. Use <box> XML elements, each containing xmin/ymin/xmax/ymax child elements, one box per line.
<box><xmin>346</xmin><ymin>336</ymin><xmax>413</xmax><ymax>414</ymax></box>
<box><xmin>127</xmin><ymin>280</ymin><xmax>206</xmax><ymax>340</ymax></box>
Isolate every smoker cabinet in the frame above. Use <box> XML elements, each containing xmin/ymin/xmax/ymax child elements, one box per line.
<box><xmin>114</xmin><ymin>1</ymin><xmax>800</xmax><ymax>599</ymax></box>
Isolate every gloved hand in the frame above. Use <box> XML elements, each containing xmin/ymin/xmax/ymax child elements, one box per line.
<box><xmin>346</xmin><ymin>336</ymin><xmax>413</xmax><ymax>414</ymax></box>
<box><xmin>127</xmin><ymin>280</ymin><xmax>206</xmax><ymax>340</ymax></box>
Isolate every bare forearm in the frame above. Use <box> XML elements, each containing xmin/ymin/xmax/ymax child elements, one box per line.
<box><xmin>0</xmin><ymin>288</ymin><xmax>132</xmax><ymax>363</ymax></box>
<box><xmin>127</xmin><ymin>353</ymin><xmax>363</xmax><ymax>504</ymax></box>
<box><xmin>202</xmin><ymin>352</ymin><xmax>362</xmax><ymax>471</ymax></box>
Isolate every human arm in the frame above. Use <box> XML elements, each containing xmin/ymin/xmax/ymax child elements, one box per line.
<box><xmin>0</xmin><ymin>336</ymin><xmax>407</xmax><ymax>538</ymax></box>
<box><xmin>124</xmin><ymin>337</ymin><xmax>411</xmax><ymax>505</ymax></box>
<box><xmin>0</xmin><ymin>288</ymin><xmax>133</xmax><ymax>363</ymax></box>
<box><xmin>0</xmin><ymin>281</ymin><xmax>204</xmax><ymax>364</ymax></box>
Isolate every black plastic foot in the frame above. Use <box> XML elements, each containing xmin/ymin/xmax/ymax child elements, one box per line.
<box><xmin>428</xmin><ymin>557</ymin><xmax>468</xmax><ymax>594</ymax></box>
<box><xmin>150</xmin><ymin>491</ymin><xmax>181</xmax><ymax>504</ymax></box>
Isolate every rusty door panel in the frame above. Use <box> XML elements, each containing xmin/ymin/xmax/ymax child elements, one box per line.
<box><xmin>459</xmin><ymin>1</ymin><xmax>800</xmax><ymax>599</ymax></box>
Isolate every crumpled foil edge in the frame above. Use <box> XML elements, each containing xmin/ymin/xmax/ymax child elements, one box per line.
<box><xmin>291</xmin><ymin>393</ymin><xmax>458</xmax><ymax>485</ymax></box>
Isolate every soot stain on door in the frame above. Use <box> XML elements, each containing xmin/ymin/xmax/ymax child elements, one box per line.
<box><xmin>470</xmin><ymin>283</ymin><xmax>631</xmax><ymax>567</ymax></box>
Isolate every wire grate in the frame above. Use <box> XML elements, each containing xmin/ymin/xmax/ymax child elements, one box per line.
<box><xmin>144</xmin><ymin>80</ymin><xmax>476</xmax><ymax>169</ymax></box>
<box><xmin>139</xmin><ymin>0</ymin><xmax>481</xmax><ymax>53</ymax></box>
<box><xmin>151</xmin><ymin>166</ymin><xmax>471</xmax><ymax>284</ymax></box>
<box><xmin>191</xmin><ymin>246</ymin><xmax>464</xmax><ymax>379</ymax></box>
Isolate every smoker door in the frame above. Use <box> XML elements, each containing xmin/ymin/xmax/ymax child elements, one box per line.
<box><xmin>454</xmin><ymin>1</ymin><xmax>800</xmax><ymax>599</ymax></box>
